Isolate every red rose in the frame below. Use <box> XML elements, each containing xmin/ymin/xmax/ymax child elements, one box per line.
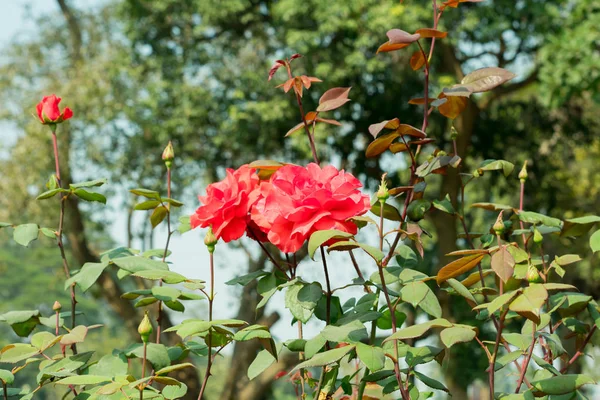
<box><xmin>251</xmin><ymin>163</ymin><xmax>370</xmax><ymax>253</ymax></box>
<box><xmin>36</xmin><ymin>95</ymin><xmax>73</xmax><ymax>124</ymax></box>
<box><xmin>191</xmin><ymin>165</ymin><xmax>261</xmax><ymax>242</ymax></box>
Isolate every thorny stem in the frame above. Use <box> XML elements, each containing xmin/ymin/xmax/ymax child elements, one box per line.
<box><xmin>561</xmin><ymin>325</ymin><xmax>597</xmax><ymax>373</ymax></box>
<box><xmin>489</xmin><ymin>309</ymin><xmax>508</xmax><ymax>399</ymax></box>
<box><xmin>515</xmin><ymin>330</ymin><xmax>536</xmax><ymax>393</ymax></box>
<box><xmin>349</xmin><ymin>250</ymin><xmax>372</xmax><ymax>293</ymax></box>
<box><xmin>356</xmin><ymin>290</ymin><xmax>381</xmax><ymax>399</ymax></box>
<box><xmin>51</xmin><ymin>130</ymin><xmax>78</xmax><ymax>354</ymax></box>
<box><xmin>198</xmin><ymin>251</ymin><xmax>215</xmax><ymax>400</ymax></box>
<box><xmin>297</xmin><ymin>321</ymin><xmax>306</xmax><ymax>399</ymax></box>
<box><xmin>313</xmin><ymin>246</ymin><xmax>333</xmax><ymax>399</ymax></box>
<box><xmin>286</xmin><ymin>64</ymin><xmax>320</xmax><ymax>164</ymax></box>
<box><xmin>378</xmin><ymin>200</ymin><xmax>409</xmax><ymax>400</ymax></box>
<box><xmin>156</xmin><ymin>166</ymin><xmax>173</xmax><ymax>344</ymax></box>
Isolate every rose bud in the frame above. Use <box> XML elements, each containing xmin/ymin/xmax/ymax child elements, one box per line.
<box><xmin>36</xmin><ymin>95</ymin><xmax>73</xmax><ymax>125</ymax></box>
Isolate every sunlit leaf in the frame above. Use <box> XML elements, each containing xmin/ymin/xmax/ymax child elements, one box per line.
<box><xmin>436</xmin><ymin>254</ymin><xmax>486</xmax><ymax>284</ymax></box>
<box><xmin>460</xmin><ymin>67</ymin><xmax>516</xmax><ymax>93</ymax></box>
<box><xmin>410</xmin><ymin>51</ymin><xmax>426</xmax><ymax>70</ymax></box>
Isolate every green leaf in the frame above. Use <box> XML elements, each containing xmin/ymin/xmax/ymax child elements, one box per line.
<box><xmin>56</xmin><ymin>375</ymin><xmax>112</xmax><ymax>385</ymax></box>
<box><xmin>517</xmin><ymin>211</ymin><xmax>562</xmax><ymax>228</ymax></box>
<box><xmin>151</xmin><ymin>205</ymin><xmax>168</xmax><ymax>228</ymax></box>
<box><xmin>130</xmin><ymin>188</ymin><xmax>161</xmax><ymax>200</ymax></box>
<box><xmin>440</xmin><ymin>326</ymin><xmax>476</xmax><ymax>348</ymax></box>
<box><xmin>31</xmin><ymin>332</ymin><xmax>60</xmax><ymax>352</ymax></box>
<box><xmin>308</xmin><ymin>230</ymin><xmax>354</xmax><ymax>259</ymax></box>
<box><xmin>0</xmin><ymin>310</ymin><xmax>40</xmax><ymax>337</ymax></box>
<box><xmin>0</xmin><ymin>222</ymin><xmax>12</xmax><ymax>228</ymax></box>
<box><xmin>73</xmin><ymin>188</ymin><xmax>107</xmax><ymax>204</ymax></box>
<box><xmin>356</xmin><ymin>342</ymin><xmax>385</xmax><ymax>372</ymax></box>
<box><xmin>89</xmin><ymin>355</ymin><xmax>128</xmax><ymax>376</ymax></box>
<box><xmin>12</xmin><ymin>224</ymin><xmax>39</xmax><ymax>247</ymax></box>
<box><xmin>233</xmin><ymin>325</ymin><xmax>271</xmax><ymax>342</ymax></box>
<box><xmin>414</xmin><ymin>371</ymin><xmax>449</xmax><ymax>392</ymax></box>
<box><xmin>248</xmin><ymin>345</ymin><xmax>279</xmax><ymax>380</ymax></box>
<box><xmin>494</xmin><ymin>351</ymin><xmax>523</xmax><ymax>371</ymax></box>
<box><xmin>162</xmin><ymin>383</ymin><xmax>188</xmax><ymax>399</ymax></box>
<box><xmin>590</xmin><ymin>230</ymin><xmax>600</xmax><ymax>253</ymax></box>
<box><xmin>112</xmin><ymin>256</ymin><xmax>168</xmax><ymax>273</ymax></box>
<box><xmin>304</xmin><ymin>335</ymin><xmax>328</xmax><ymax>359</ymax></box>
<box><xmin>432</xmin><ymin>194</ymin><xmax>455</xmax><ymax>214</ymax></box>
<box><xmin>285</xmin><ymin>284</ymin><xmax>317</xmax><ymax>323</ymax></box>
<box><xmin>531</xmin><ymin>374</ymin><xmax>595</xmax><ymax>395</ymax></box>
<box><xmin>135</xmin><ymin>297</ymin><xmax>159</xmax><ymax>307</ymax></box>
<box><xmin>178</xmin><ymin>216</ymin><xmax>192</xmax><ymax>234</ymax></box>
<box><xmin>509</xmin><ymin>284</ymin><xmax>548</xmax><ymax>324</ymax></box>
<box><xmin>70</xmin><ymin>179</ymin><xmax>107</xmax><ymax>188</ymax></box>
<box><xmin>479</xmin><ymin>159</ymin><xmax>515</xmax><ymax>176</ymax></box>
<box><xmin>376</xmin><ymin>308</ymin><xmax>406</xmax><ymax>330</ymax></box>
<box><xmin>152</xmin><ymin>286</ymin><xmax>181</xmax><ymax>302</ymax></box>
<box><xmin>165</xmin><ymin>320</ymin><xmax>211</xmax><ymax>338</ymax></box>
<box><xmin>418</xmin><ymin>285</ymin><xmax>443</xmax><ymax>318</ymax></box>
<box><xmin>60</xmin><ymin>325</ymin><xmax>88</xmax><ymax>346</ymax></box>
<box><xmin>328</xmin><ymin>241</ymin><xmax>384</xmax><ymax>262</ymax></box>
<box><xmin>446</xmin><ymin>279</ymin><xmax>477</xmax><ymax>307</ymax></box>
<box><xmin>321</xmin><ymin>320</ymin><xmax>368</xmax><ymax>343</ymax></box>
<box><xmin>135</xmin><ymin>200</ymin><xmax>161</xmax><ymax>210</ymax></box>
<box><xmin>0</xmin><ymin>369</ymin><xmax>14</xmax><ymax>385</ymax></box>
<box><xmin>133</xmin><ymin>270</ymin><xmax>187</xmax><ymax>284</ymax></box>
<box><xmin>291</xmin><ymin>345</ymin><xmax>355</xmax><ymax>372</ymax></box>
<box><xmin>36</xmin><ymin>188</ymin><xmax>68</xmax><ymax>200</ymax></box>
<box><xmin>383</xmin><ymin>319</ymin><xmax>452</xmax><ymax>342</ymax></box>
<box><xmin>225</xmin><ymin>270</ymin><xmax>268</xmax><ymax>286</ymax></box>
<box><xmin>0</xmin><ymin>344</ymin><xmax>39</xmax><ymax>364</ymax></box>
<box><xmin>401</xmin><ymin>281</ymin><xmax>428</xmax><ymax>308</ymax></box>
<box><xmin>165</xmin><ymin>300</ymin><xmax>185</xmax><ymax>312</ymax></box>
<box><xmin>370</xmin><ymin>201</ymin><xmax>402</xmax><ymax>221</ymax></box>
<box><xmin>395</xmin><ymin>245</ymin><xmax>419</xmax><ymax>268</ymax></box>
<box><xmin>65</xmin><ymin>261</ymin><xmax>109</xmax><ymax>292</ymax></box>
<box><xmin>124</xmin><ymin>343</ymin><xmax>171</xmax><ymax>371</ymax></box>
<box><xmin>474</xmin><ymin>290</ymin><xmax>520</xmax><ymax>315</ymax></box>
<box><xmin>156</xmin><ymin>363</ymin><xmax>195</xmax><ymax>376</ymax></box>
<box><xmin>561</xmin><ymin>215</ymin><xmax>600</xmax><ymax>237</ymax></box>
<box><xmin>163</xmin><ymin>198</ymin><xmax>184</xmax><ymax>207</ymax></box>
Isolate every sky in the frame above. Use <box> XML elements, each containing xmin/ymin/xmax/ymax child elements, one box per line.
<box><xmin>0</xmin><ymin>0</ymin><xmax>380</xmax><ymax>343</ymax></box>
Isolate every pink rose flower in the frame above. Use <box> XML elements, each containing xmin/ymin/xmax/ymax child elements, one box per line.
<box><xmin>191</xmin><ymin>165</ymin><xmax>260</xmax><ymax>242</ymax></box>
<box><xmin>251</xmin><ymin>163</ymin><xmax>370</xmax><ymax>253</ymax></box>
<box><xmin>36</xmin><ymin>95</ymin><xmax>73</xmax><ymax>124</ymax></box>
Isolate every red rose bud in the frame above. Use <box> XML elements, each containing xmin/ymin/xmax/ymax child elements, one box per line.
<box><xmin>162</xmin><ymin>141</ymin><xmax>175</xmax><ymax>169</ymax></box>
<box><xmin>36</xmin><ymin>95</ymin><xmax>73</xmax><ymax>125</ymax></box>
<box><xmin>138</xmin><ymin>311</ymin><xmax>153</xmax><ymax>343</ymax></box>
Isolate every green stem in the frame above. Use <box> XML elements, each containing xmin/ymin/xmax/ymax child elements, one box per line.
<box><xmin>156</xmin><ymin>167</ymin><xmax>173</xmax><ymax>344</ymax></box>
<box><xmin>356</xmin><ymin>289</ymin><xmax>381</xmax><ymax>399</ymax></box>
<box><xmin>140</xmin><ymin>341</ymin><xmax>147</xmax><ymax>400</ymax></box>
<box><xmin>198</xmin><ymin>251</ymin><xmax>215</xmax><ymax>400</ymax></box>
<box><xmin>314</xmin><ymin>246</ymin><xmax>333</xmax><ymax>399</ymax></box>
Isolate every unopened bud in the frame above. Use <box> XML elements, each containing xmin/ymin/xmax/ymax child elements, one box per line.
<box><xmin>493</xmin><ymin>212</ymin><xmax>505</xmax><ymax>235</ymax></box>
<box><xmin>52</xmin><ymin>301</ymin><xmax>62</xmax><ymax>312</ymax></box>
<box><xmin>138</xmin><ymin>311</ymin><xmax>153</xmax><ymax>343</ymax></box>
<box><xmin>526</xmin><ymin>264</ymin><xmax>543</xmax><ymax>283</ymax></box>
<box><xmin>46</xmin><ymin>174</ymin><xmax>60</xmax><ymax>190</ymax></box>
<box><xmin>437</xmin><ymin>150</ymin><xmax>447</xmax><ymax>157</ymax></box>
<box><xmin>518</xmin><ymin>160</ymin><xmax>528</xmax><ymax>182</ymax></box>
<box><xmin>450</xmin><ymin>127</ymin><xmax>459</xmax><ymax>140</ymax></box>
<box><xmin>533</xmin><ymin>227</ymin><xmax>543</xmax><ymax>244</ymax></box>
<box><xmin>376</xmin><ymin>174</ymin><xmax>390</xmax><ymax>202</ymax></box>
<box><xmin>204</xmin><ymin>227</ymin><xmax>218</xmax><ymax>253</ymax></box>
<box><xmin>162</xmin><ymin>141</ymin><xmax>175</xmax><ymax>169</ymax></box>
<box><xmin>473</xmin><ymin>169</ymin><xmax>483</xmax><ymax>178</ymax></box>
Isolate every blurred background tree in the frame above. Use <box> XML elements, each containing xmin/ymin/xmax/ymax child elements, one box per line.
<box><xmin>0</xmin><ymin>0</ymin><xmax>597</xmax><ymax>398</ymax></box>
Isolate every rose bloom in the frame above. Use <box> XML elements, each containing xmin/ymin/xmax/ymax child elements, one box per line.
<box><xmin>251</xmin><ymin>163</ymin><xmax>370</xmax><ymax>253</ymax></box>
<box><xmin>191</xmin><ymin>165</ymin><xmax>260</xmax><ymax>242</ymax></box>
<box><xmin>36</xmin><ymin>95</ymin><xmax>73</xmax><ymax>124</ymax></box>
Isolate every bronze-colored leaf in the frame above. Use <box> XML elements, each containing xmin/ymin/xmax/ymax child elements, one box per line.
<box><xmin>490</xmin><ymin>246</ymin><xmax>515</xmax><ymax>283</ymax></box>
<box><xmin>317</xmin><ymin>87</ymin><xmax>352</xmax><ymax>112</ymax></box>
<box><xmin>410</xmin><ymin>51</ymin><xmax>426</xmax><ymax>70</ymax></box>
<box><xmin>460</xmin><ymin>67</ymin><xmax>516</xmax><ymax>94</ymax></box>
<box><xmin>397</xmin><ymin>124</ymin><xmax>427</xmax><ymax>138</ymax></box>
<box><xmin>415</xmin><ymin>28</ymin><xmax>448</xmax><ymax>38</ymax></box>
<box><xmin>461</xmin><ymin>270</ymin><xmax>494</xmax><ymax>288</ymax></box>
<box><xmin>389</xmin><ymin>143</ymin><xmax>409</xmax><ymax>153</ymax></box>
<box><xmin>436</xmin><ymin>254</ymin><xmax>486</xmax><ymax>285</ymax></box>
<box><xmin>365</xmin><ymin>133</ymin><xmax>400</xmax><ymax>158</ymax></box>
<box><xmin>446</xmin><ymin>249</ymin><xmax>489</xmax><ymax>257</ymax></box>
<box><xmin>268</xmin><ymin>60</ymin><xmax>286</xmax><ymax>81</ymax></box>
<box><xmin>389</xmin><ymin>186</ymin><xmax>413</xmax><ymax>196</ymax></box>
<box><xmin>437</xmin><ymin>93</ymin><xmax>468</xmax><ymax>119</ymax></box>
<box><xmin>409</xmin><ymin>138</ymin><xmax>436</xmax><ymax>146</ymax></box>
<box><xmin>377</xmin><ymin>41</ymin><xmax>411</xmax><ymax>53</ymax></box>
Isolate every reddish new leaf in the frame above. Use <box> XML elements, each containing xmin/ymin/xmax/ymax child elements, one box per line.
<box><xmin>397</xmin><ymin>124</ymin><xmax>427</xmax><ymax>138</ymax></box>
<box><xmin>368</xmin><ymin>118</ymin><xmax>400</xmax><ymax>138</ymax></box>
<box><xmin>436</xmin><ymin>254</ymin><xmax>486</xmax><ymax>284</ymax></box>
<box><xmin>410</xmin><ymin>51</ymin><xmax>426</xmax><ymax>71</ymax></box>
<box><xmin>317</xmin><ymin>87</ymin><xmax>352</xmax><ymax>112</ymax></box>
<box><xmin>389</xmin><ymin>143</ymin><xmax>409</xmax><ymax>154</ymax></box>
<box><xmin>408</xmin><ymin>98</ymin><xmax>436</xmax><ymax>105</ymax></box>
<box><xmin>366</xmin><ymin>133</ymin><xmax>400</xmax><ymax>158</ymax></box>
<box><xmin>387</xmin><ymin>29</ymin><xmax>421</xmax><ymax>44</ymax></box>
<box><xmin>268</xmin><ymin>60</ymin><xmax>286</xmax><ymax>81</ymax></box>
<box><xmin>377</xmin><ymin>41</ymin><xmax>411</xmax><ymax>53</ymax></box>
<box><xmin>437</xmin><ymin>93</ymin><xmax>468</xmax><ymax>119</ymax></box>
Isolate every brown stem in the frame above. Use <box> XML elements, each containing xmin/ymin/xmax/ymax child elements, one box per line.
<box><xmin>560</xmin><ymin>325</ymin><xmax>597</xmax><ymax>373</ymax></box>
<box><xmin>3</xmin><ymin>382</ymin><xmax>7</xmax><ymax>400</ymax></box>
<box><xmin>349</xmin><ymin>250</ymin><xmax>372</xmax><ymax>293</ymax></box>
<box><xmin>198</xmin><ymin>251</ymin><xmax>215</xmax><ymax>400</ymax></box>
<box><xmin>297</xmin><ymin>321</ymin><xmax>306</xmax><ymax>398</ymax></box>
<box><xmin>51</xmin><ymin>130</ymin><xmax>78</xmax><ymax>354</ymax></box>
<box><xmin>489</xmin><ymin>309</ymin><xmax>509</xmax><ymax>399</ymax></box>
<box><xmin>515</xmin><ymin>330</ymin><xmax>536</xmax><ymax>393</ymax></box>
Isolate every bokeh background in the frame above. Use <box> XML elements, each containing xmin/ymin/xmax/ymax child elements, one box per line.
<box><xmin>0</xmin><ymin>0</ymin><xmax>598</xmax><ymax>399</ymax></box>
